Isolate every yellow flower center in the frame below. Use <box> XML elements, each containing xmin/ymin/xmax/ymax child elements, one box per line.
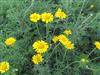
<box><xmin>38</xmin><ymin>44</ymin><xmax>45</xmax><ymax>49</ymax></box>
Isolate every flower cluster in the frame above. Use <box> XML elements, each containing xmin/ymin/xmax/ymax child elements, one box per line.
<box><xmin>30</xmin><ymin>8</ymin><xmax>68</xmax><ymax>23</ymax></box>
<box><xmin>1</xmin><ymin>37</ymin><xmax>16</xmax><ymax>74</ymax></box>
<box><xmin>30</xmin><ymin>8</ymin><xmax>67</xmax><ymax>64</ymax></box>
<box><xmin>52</xmin><ymin>30</ymin><xmax>74</xmax><ymax>49</ymax></box>
<box><xmin>0</xmin><ymin>61</ymin><xmax>10</xmax><ymax>73</ymax></box>
<box><xmin>2</xmin><ymin>37</ymin><xmax>15</xmax><ymax>73</ymax></box>
<box><xmin>32</xmin><ymin>40</ymin><xmax>49</xmax><ymax>64</ymax></box>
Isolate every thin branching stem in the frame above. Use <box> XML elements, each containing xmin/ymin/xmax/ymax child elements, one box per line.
<box><xmin>47</xmin><ymin>43</ymin><xmax>60</xmax><ymax>60</ymax></box>
<box><xmin>88</xmin><ymin>48</ymin><xmax>96</xmax><ymax>57</ymax></box>
<box><xmin>90</xmin><ymin>56</ymin><xmax>100</xmax><ymax>61</ymax></box>
<box><xmin>61</xmin><ymin>61</ymin><xmax>80</xmax><ymax>72</ymax></box>
<box><xmin>36</xmin><ymin>24</ymin><xmax>42</xmax><ymax>39</ymax></box>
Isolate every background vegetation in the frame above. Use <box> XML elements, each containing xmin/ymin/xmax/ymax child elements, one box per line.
<box><xmin>0</xmin><ymin>0</ymin><xmax>100</xmax><ymax>75</ymax></box>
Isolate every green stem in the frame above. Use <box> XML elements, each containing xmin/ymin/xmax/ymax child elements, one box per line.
<box><xmin>86</xmin><ymin>66</ymin><xmax>95</xmax><ymax>71</ymax></box>
<box><xmin>62</xmin><ymin>50</ymin><xmax>67</xmax><ymax>63</ymax></box>
<box><xmin>90</xmin><ymin>56</ymin><xmax>100</xmax><ymax>61</ymax></box>
<box><xmin>75</xmin><ymin>0</ymin><xmax>86</xmax><ymax>24</ymax></box>
<box><xmin>23</xmin><ymin>0</ymin><xmax>34</xmax><ymax>19</ymax></box>
<box><xmin>36</xmin><ymin>24</ymin><xmax>42</xmax><ymax>39</ymax></box>
<box><xmin>61</xmin><ymin>61</ymin><xmax>80</xmax><ymax>72</ymax></box>
<box><xmin>46</xmin><ymin>24</ymin><xmax>50</xmax><ymax>41</ymax></box>
<box><xmin>88</xmin><ymin>48</ymin><xmax>96</xmax><ymax>57</ymax></box>
<box><xmin>46</xmin><ymin>25</ymin><xmax>48</xmax><ymax>40</ymax></box>
<box><xmin>77</xmin><ymin>15</ymin><xmax>92</xmax><ymax>29</ymax></box>
<box><xmin>81</xmin><ymin>13</ymin><xmax>100</xmax><ymax>30</ymax></box>
<box><xmin>47</xmin><ymin>43</ymin><xmax>60</xmax><ymax>61</ymax></box>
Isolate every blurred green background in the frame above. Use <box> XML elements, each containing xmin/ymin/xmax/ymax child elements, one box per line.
<box><xmin>0</xmin><ymin>0</ymin><xmax>100</xmax><ymax>75</ymax></box>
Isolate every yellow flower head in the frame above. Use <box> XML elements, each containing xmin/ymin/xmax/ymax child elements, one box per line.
<box><xmin>32</xmin><ymin>54</ymin><xmax>43</xmax><ymax>64</ymax></box>
<box><xmin>5</xmin><ymin>37</ymin><xmax>16</xmax><ymax>46</ymax></box>
<box><xmin>32</xmin><ymin>40</ymin><xmax>49</xmax><ymax>53</ymax></box>
<box><xmin>0</xmin><ymin>61</ymin><xmax>10</xmax><ymax>73</ymax></box>
<box><xmin>52</xmin><ymin>36</ymin><xmax>59</xmax><ymax>43</ymax></box>
<box><xmin>41</xmin><ymin>12</ymin><xmax>54</xmax><ymax>23</ymax></box>
<box><xmin>64</xmin><ymin>41</ymin><xmax>74</xmax><ymax>49</ymax></box>
<box><xmin>30</xmin><ymin>13</ymin><xmax>40</xmax><ymax>23</ymax></box>
<box><xmin>58</xmin><ymin>34</ymin><xmax>69</xmax><ymax>44</ymax></box>
<box><xmin>55</xmin><ymin>8</ymin><xmax>68</xmax><ymax>19</ymax></box>
<box><xmin>63</xmin><ymin>30</ymin><xmax>72</xmax><ymax>35</ymax></box>
<box><xmin>94</xmin><ymin>41</ymin><xmax>100</xmax><ymax>50</ymax></box>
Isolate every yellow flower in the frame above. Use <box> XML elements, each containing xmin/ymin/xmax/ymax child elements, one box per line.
<box><xmin>64</xmin><ymin>41</ymin><xmax>74</xmax><ymax>49</ymax></box>
<box><xmin>58</xmin><ymin>34</ymin><xmax>69</xmax><ymax>44</ymax></box>
<box><xmin>41</xmin><ymin>12</ymin><xmax>54</xmax><ymax>23</ymax></box>
<box><xmin>58</xmin><ymin>34</ymin><xmax>74</xmax><ymax>49</ymax></box>
<box><xmin>0</xmin><ymin>61</ymin><xmax>10</xmax><ymax>73</ymax></box>
<box><xmin>30</xmin><ymin>13</ymin><xmax>40</xmax><ymax>23</ymax></box>
<box><xmin>94</xmin><ymin>41</ymin><xmax>100</xmax><ymax>50</ymax></box>
<box><xmin>32</xmin><ymin>40</ymin><xmax>49</xmax><ymax>53</ymax></box>
<box><xmin>55</xmin><ymin>8</ymin><xmax>68</xmax><ymax>19</ymax></box>
<box><xmin>63</xmin><ymin>30</ymin><xmax>72</xmax><ymax>35</ymax></box>
<box><xmin>52</xmin><ymin>36</ymin><xmax>59</xmax><ymax>43</ymax></box>
<box><xmin>5</xmin><ymin>37</ymin><xmax>16</xmax><ymax>46</ymax></box>
<box><xmin>32</xmin><ymin>54</ymin><xmax>43</xmax><ymax>64</ymax></box>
